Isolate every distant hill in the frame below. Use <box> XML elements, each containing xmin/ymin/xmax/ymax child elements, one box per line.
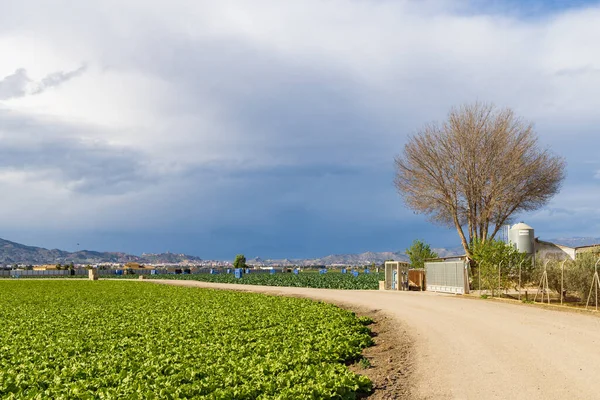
<box><xmin>0</xmin><ymin>236</ymin><xmax>467</xmax><ymax>266</ymax></box>
<box><xmin>0</xmin><ymin>235</ymin><xmax>531</xmax><ymax>266</ymax></box>
<box><xmin>249</xmin><ymin>246</ymin><xmax>465</xmax><ymax>266</ymax></box>
<box><xmin>2</xmin><ymin>234</ymin><xmax>593</xmax><ymax>266</ymax></box>
<box><xmin>547</xmin><ymin>237</ymin><xmax>600</xmax><ymax>248</ymax></box>
<box><xmin>0</xmin><ymin>238</ymin><xmax>202</xmax><ymax>265</ymax></box>
<box><xmin>140</xmin><ymin>252</ymin><xmax>203</xmax><ymax>264</ymax></box>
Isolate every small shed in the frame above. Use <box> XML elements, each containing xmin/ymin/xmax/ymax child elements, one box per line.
<box><xmin>383</xmin><ymin>261</ymin><xmax>411</xmax><ymax>290</ymax></box>
<box><xmin>408</xmin><ymin>269</ymin><xmax>426</xmax><ymax>291</ymax></box>
<box><xmin>424</xmin><ymin>256</ymin><xmax>470</xmax><ymax>295</ymax></box>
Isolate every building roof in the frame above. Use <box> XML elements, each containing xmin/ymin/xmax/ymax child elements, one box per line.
<box><xmin>535</xmin><ymin>239</ymin><xmax>575</xmax><ymax>250</ymax></box>
<box><xmin>535</xmin><ymin>239</ymin><xmax>600</xmax><ymax>251</ymax></box>
<box><xmin>425</xmin><ymin>254</ymin><xmax>468</xmax><ymax>262</ymax></box>
<box><xmin>512</xmin><ymin>222</ymin><xmax>533</xmax><ymax>230</ymax></box>
<box><xmin>575</xmin><ymin>244</ymin><xmax>600</xmax><ymax>250</ymax></box>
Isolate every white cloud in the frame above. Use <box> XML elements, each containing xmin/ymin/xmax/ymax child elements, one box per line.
<box><xmin>0</xmin><ymin>0</ymin><xmax>599</xmax><ymax>241</ymax></box>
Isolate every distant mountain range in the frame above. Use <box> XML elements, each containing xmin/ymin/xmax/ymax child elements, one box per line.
<box><xmin>0</xmin><ymin>238</ymin><xmax>202</xmax><ymax>265</ymax></box>
<box><xmin>0</xmin><ymin>235</ymin><xmax>597</xmax><ymax>266</ymax></box>
<box><xmin>547</xmin><ymin>237</ymin><xmax>600</xmax><ymax>248</ymax></box>
<box><xmin>249</xmin><ymin>246</ymin><xmax>465</xmax><ymax>267</ymax></box>
<box><xmin>0</xmin><ymin>236</ymin><xmax>465</xmax><ymax>266</ymax></box>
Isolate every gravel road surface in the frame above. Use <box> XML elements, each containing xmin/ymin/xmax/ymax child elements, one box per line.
<box><xmin>148</xmin><ymin>280</ymin><xmax>600</xmax><ymax>399</ymax></box>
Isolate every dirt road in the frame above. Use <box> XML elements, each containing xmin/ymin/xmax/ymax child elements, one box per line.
<box><xmin>148</xmin><ymin>280</ymin><xmax>600</xmax><ymax>399</ymax></box>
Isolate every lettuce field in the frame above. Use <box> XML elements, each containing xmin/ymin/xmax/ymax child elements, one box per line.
<box><xmin>0</xmin><ymin>281</ymin><xmax>373</xmax><ymax>399</ymax></box>
<box><xmin>127</xmin><ymin>272</ymin><xmax>385</xmax><ymax>290</ymax></box>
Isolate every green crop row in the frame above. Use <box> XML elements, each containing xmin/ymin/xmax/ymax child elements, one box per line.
<box><xmin>0</xmin><ymin>281</ymin><xmax>373</xmax><ymax>399</ymax></box>
<box><xmin>124</xmin><ymin>272</ymin><xmax>385</xmax><ymax>290</ymax></box>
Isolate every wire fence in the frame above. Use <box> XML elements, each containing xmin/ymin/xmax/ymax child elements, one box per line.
<box><xmin>0</xmin><ymin>269</ymin><xmax>88</xmax><ymax>277</ymax></box>
<box><xmin>471</xmin><ymin>252</ymin><xmax>600</xmax><ymax>309</ymax></box>
<box><xmin>0</xmin><ymin>266</ymin><xmax>317</xmax><ymax>279</ymax></box>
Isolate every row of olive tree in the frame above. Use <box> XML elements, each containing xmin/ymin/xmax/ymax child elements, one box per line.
<box><xmin>532</xmin><ymin>254</ymin><xmax>600</xmax><ymax>302</ymax></box>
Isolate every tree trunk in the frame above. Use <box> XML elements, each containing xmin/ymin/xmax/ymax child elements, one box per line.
<box><xmin>453</xmin><ymin>214</ymin><xmax>472</xmax><ymax>258</ymax></box>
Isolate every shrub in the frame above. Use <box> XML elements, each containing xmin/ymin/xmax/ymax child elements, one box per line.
<box><xmin>470</xmin><ymin>238</ymin><xmax>530</xmax><ymax>294</ymax></box>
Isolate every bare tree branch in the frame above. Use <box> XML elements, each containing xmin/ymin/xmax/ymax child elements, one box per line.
<box><xmin>394</xmin><ymin>102</ymin><xmax>566</xmax><ymax>258</ymax></box>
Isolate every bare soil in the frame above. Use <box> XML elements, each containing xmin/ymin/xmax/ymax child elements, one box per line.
<box><xmin>345</xmin><ymin>307</ymin><xmax>413</xmax><ymax>399</ymax></box>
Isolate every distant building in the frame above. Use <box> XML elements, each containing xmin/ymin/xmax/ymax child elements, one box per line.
<box><xmin>124</xmin><ymin>262</ymin><xmax>146</xmax><ymax>269</ymax></box>
<box><xmin>535</xmin><ymin>239</ymin><xmax>600</xmax><ymax>260</ymax></box>
<box><xmin>573</xmin><ymin>244</ymin><xmax>600</xmax><ymax>257</ymax></box>
<box><xmin>33</xmin><ymin>264</ymin><xmax>59</xmax><ymax>271</ymax></box>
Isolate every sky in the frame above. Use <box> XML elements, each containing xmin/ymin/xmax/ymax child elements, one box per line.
<box><xmin>1</xmin><ymin>0</ymin><xmax>600</xmax><ymax>260</ymax></box>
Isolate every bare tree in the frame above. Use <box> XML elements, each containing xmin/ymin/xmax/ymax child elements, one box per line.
<box><xmin>394</xmin><ymin>103</ymin><xmax>566</xmax><ymax>258</ymax></box>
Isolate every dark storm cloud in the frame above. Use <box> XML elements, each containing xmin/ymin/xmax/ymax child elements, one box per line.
<box><xmin>79</xmin><ymin>14</ymin><xmax>600</xmax><ymax>254</ymax></box>
<box><xmin>1</xmin><ymin>0</ymin><xmax>600</xmax><ymax>258</ymax></box>
<box><xmin>118</xmin><ymin>33</ymin><xmax>400</xmax><ymax>168</ymax></box>
<box><xmin>0</xmin><ymin>109</ymin><xmax>155</xmax><ymax>194</ymax></box>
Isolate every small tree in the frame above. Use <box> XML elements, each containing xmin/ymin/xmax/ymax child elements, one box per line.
<box><xmin>471</xmin><ymin>238</ymin><xmax>529</xmax><ymax>295</ymax></box>
<box><xmin>405</xmin><ymin>240</ymin><xmax>438</xmax><ymax>269</ymax></box>
<box><xmin>233</xmin><ymin>254</ymin><xmax>247</xmax><ymax>270</ymax></box>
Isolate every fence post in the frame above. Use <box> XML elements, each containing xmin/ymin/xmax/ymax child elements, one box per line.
<box><xmin>560</xmin><ymin>260</ymin><xmax>566</xmax><ymax>305</ymax></box>
<box><xmin>518</xmin><ymin>259</ymin><xmax>524</xmax><ymax>301</ymax></box>
<box><xmin>478</xmin><ymin>261</ymin><xmax>482</xmax><ymax>295</ymax></box>
<box><xmin>535</xmin><ymin>260</ymin><xmax>551</xmax><ymax>304</ymax></box>
<box><xmin>498</xmin><ymin>261</ymin><xmax>503</xmax><ymax>298</ymax></box>
<box><xmin>507</xmin><ymin>261</ymin><xmax>511</xmax><ymax>296</ymax></box>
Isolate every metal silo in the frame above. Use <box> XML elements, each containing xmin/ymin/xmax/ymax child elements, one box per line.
<box><xmin>508</xmin><ymin>222</ymin><xmax>535</xmax><ymax>255</ymax></box>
